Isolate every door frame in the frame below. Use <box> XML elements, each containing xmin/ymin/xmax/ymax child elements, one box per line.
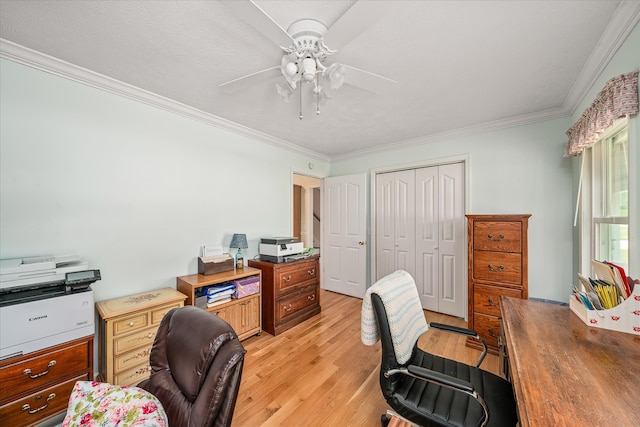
<box><xmin>370</xmin><ymin>154</ymin><xmax>471</xmax><ymax>318</ymax></box>
<box><xmin>291</xmin><ymin>170</ymin><xmax>323</xmax><ymax>248</ymax></box>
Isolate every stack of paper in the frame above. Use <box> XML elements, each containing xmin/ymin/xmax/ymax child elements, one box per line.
<box><xmin>574</xmin><ymin>260</ymin><xmax>632</xmax><ymax>310</ymax></box>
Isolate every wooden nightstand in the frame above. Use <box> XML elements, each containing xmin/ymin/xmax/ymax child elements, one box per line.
<box><xmin>96</xmin><ymin>288</ymin><xmax>186</xmax><ymax>386</ymax></box>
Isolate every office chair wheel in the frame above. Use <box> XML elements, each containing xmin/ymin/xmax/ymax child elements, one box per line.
<box><xmin>380</xmin><ymin>414</ymin><xmax>390</xmax><ymax>426</ymax></box>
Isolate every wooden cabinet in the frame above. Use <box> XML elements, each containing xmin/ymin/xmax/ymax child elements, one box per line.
<box><xmin>96</xmin><ymin>288</ymin><xmax>186</xmax><ymax>386</ymax></box>
<box><xmin>466</xmin><ymin>214</ymin><xmax>530</xmax><ymax>354</ymax></box>
<box><xmin>176</xmin><ymin>267</ymin><xmax>262</xmax><ymax>341</ymax></box>
<box><xmin>248</xmin><ymin>256</ymin><xmax>320</xmax><ymax>336</ymax></box>
<box><xmin>0</xmin><ymin>336</ymin><xmax>93</xmax><ymax>426</ymax></box>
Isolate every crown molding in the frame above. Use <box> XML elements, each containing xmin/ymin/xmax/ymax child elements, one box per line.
<box><xmin>0</xmin><ymin>38</ymin><xmax>330</xmax><ymax>163</ymax></box>
<box><xmin>562</xmin><ymin>0</ymin><xmax>640</xmax><ymax>115</ymax></box>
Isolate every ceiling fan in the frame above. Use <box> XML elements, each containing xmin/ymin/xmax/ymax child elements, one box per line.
<box><xmin>219</xmin><ymin>0</ymin><xmax>397</xmax><ymax>119</ymax></box>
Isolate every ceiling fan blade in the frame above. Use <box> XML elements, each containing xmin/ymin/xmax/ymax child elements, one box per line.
<box><xmin>221</xmin><ymin>0</ymin><xmax>293</xmax><ymax>48</ymax></box>
<box><xmin>219</xmin><ymin>66</ymin><xmax>281</xmax><ymax>93</ymax></box>
<box><xmin>323</xmin><ymin>1</ymin><xmax>389</xmax><ymax>49</ymax></box>
<box><xmin>342</xmin><ymin>65</ymin><xmax>397</xmax><ymax>94</ymax></box>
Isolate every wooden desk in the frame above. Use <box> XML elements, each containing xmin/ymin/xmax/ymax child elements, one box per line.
<box><xmin>500</xmin><ymin>297</ymin><xmax>640</xmax><ymax>426</ymax></box>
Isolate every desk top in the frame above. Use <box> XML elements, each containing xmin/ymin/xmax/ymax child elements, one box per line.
<box><xmin>501</xmin><ymin>296</ymin><xmax>640</xmax><ymax>426</ymax></box>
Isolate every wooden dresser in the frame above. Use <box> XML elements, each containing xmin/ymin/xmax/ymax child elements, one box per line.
<box><xmin>466</xmin><ymin>214</ymin><xmax>530</xmax><ymax>354</ymax></box>
<box><xmin>0</xmin><ymin>335</ymin><xmax>93</xmax><ymax>426</ymax></box>
<box><xmin>176</xmin><ymin>267</ymin><xmax>262</xmax><ymax>341</ymax></box>
<box><xmin>96</xmin><ymin>288</ymin><xmax>186</xmax><ymax>386</ymax></box>
<box><xmin>248</xmin><ymin>256</ymin><xmax>320</xmax><ymax>336</ymax></box>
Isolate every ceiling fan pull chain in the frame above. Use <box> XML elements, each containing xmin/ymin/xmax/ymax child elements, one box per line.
<box><xmin>299</xmin><ymin>83</ymin><xmax>304</xmax><ymax>120</ymax></box>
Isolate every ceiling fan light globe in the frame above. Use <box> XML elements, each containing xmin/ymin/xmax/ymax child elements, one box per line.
<box><xmin>285</xmin><ymin>62</ymin><xmax>298</xmax><ymax>76</ymax></box>
<box><xmin>303</xmin><ymin>73</ymin><xmax>315</xmax><ymax>82</ymax></box>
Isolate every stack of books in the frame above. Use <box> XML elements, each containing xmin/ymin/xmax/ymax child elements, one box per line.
<box><xmin>205</xmin><ymin>283</ymin><xmax>236</xmax><ymax>307</ymax></box>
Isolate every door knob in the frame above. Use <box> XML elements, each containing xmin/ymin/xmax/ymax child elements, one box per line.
<box><xmin>358</xmin><ymin>241</ymin><xmax>366</xmax><ymax>246</ymax></box>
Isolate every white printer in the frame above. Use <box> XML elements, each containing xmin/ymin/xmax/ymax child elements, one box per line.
<box><xmin>259</xmin><ymin>237</ymin><xmax>304</xmax><ymax>263</ymax></box>
<box><xmin>0</xmin><ymin>255</ymin><xmax>99</xmax><ymax>360</ymax></box>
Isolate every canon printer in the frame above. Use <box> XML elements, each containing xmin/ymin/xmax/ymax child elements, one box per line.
<box><xmin>0</xmin><ymin>255</ymin><xmax>100</xmax><ymax>360</ymax></box>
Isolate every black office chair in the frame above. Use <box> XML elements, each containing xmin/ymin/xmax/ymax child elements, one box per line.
<box><xmin>362</xmin><ymin>270</ymin><xmax>518</xmax><ymax>427</ymax></box>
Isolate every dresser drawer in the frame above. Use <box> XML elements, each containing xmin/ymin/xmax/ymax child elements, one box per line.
<box><xmin>473</xmin><ymin>284</ymin><xmax>521</xmax><ymax>317</ymax></box>
<box><xmin>0</xmin><ymin>340</ymin><xmax>91</xmax><ymax>401</ymax></box>
<box><xmin>472</xmin><ymin>251</ymin><xmax>521</xmax><ymax>284</ymax></box>
<box><xmin>152</xmin><ymin>303</ymin><xmax>182</xmax><ymax>324</ymax></box>
<box><xmin>473</xmin><ymin>221</ymin><xmax>522</xmax><ymax>253</ymax></box>
<box><xmin>275</xmin><ymin>261</ymin><xmax>318</xmax><ymax>296</ymax></box>
<box><xmin>114</xmin><ymin>363</ymin><xmax>151</xmax><ymax>387</ymax></box>
<box><xmin>0</xmin><ymin>374</ymin><xmax>88</xmax><ymax>427</ymax></box>
<box><xmin>276</xmin><ymin>285</ymin><xmax>319</xmax><ymax>325</ymax></box>
<box><xmin>473</xmin><ymin>313</ymin><xmax>502</xmax><ymax>349</ymax></box>
<box><xmin>114</xmin><ymin>346</ymin><xmax>152</xmax><ymax>375</ymax></box>
<box><xmin>113</xmin><ymin>327</ymin><xmax>157</xmax><ymax>356</ymax></box>
<box><xmin>113</xmin><ymin>312</ymin><xmax>149</xmax><ymax>336</ymax></box>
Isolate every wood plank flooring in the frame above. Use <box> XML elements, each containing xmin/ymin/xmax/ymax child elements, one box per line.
<box><xmin>233</xmin><ymin>289</ymin><xmax>499</xmax><ymax>427</ymax></box>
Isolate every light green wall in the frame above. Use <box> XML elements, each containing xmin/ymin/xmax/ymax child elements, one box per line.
<box><xmin>331</xmin><ymin>117</ymin><xmax>574</xmax><ymax>302</ymax></box>
<box><xmin>0</xmin><ymin>59</ymin><xmax>329</xmax><ymax>301</ymax></box>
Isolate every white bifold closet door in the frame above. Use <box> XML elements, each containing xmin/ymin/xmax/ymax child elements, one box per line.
<box><xmin>376</xmin><ymin>163</ymin><xmax>465</xmax><ymax>317</ymax></box>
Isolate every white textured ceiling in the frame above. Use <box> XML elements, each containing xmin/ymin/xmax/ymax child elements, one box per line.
<box><xmin>0</xmin><ymin>1</ymin><xmax>637</xmax><ymax>159</ymax></box>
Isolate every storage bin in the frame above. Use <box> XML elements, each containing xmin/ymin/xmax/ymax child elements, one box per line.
<box><xmin>233</xmin><ymin>276</ymin><xmax>260</xmax><ymax>299</ymax></box>
<box><xmin>569</xmin><ymin>288</ymin><xmax>640</xmax><ymax>335</ymax></box>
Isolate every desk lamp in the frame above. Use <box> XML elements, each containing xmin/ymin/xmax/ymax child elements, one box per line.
<box><xmin>230</xmin><ymin>233</ymin><xmax>248</xmax><ymax>269</ymax></box>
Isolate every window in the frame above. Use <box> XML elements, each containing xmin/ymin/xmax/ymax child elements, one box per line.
<box><xmin>582</xmin><ymin>122</ymin><xmax>629</xmax><ymax>272</ymax></box>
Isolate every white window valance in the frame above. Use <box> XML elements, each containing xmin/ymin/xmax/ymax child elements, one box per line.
<box><xmin>565</xmin><ymin>71</ymin><xmax>638</xmax><ymax>157</ymax></box>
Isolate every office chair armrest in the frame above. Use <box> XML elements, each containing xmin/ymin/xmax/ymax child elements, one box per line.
<box><xmin>408</xmin><ymin>365</ymin><xmax>474</xmax><ymax>393</ymax></box>
<box><xmin>385</xmin><ymin>366</ymin><xmax>489</xmax><ymax>425</ymax></box>
<box><xmin>429</xmin><ymin>322</ymin><xmax>487</xmax><ymax>368</ymax></box>
<box><xmin>429</xmin><ymin>322</ymin><xmax>477</xmax><ymax>337</ymax></box>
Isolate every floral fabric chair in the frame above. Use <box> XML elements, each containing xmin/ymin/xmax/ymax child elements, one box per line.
<box><xmin>62</xmin><ymin>380</ymin><xmax>168</xmax><ymax>426</ymax></box>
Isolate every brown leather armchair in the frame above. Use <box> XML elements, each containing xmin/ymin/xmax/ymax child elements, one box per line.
<box><xmin>137</xmin><ymin>306</ymin><xmax>246</xmax><ymax>427</ymax></box>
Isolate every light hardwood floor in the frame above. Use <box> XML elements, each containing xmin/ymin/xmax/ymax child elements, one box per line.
<box><xmin>233</xmin><ymin>289</ymin><xmax>499</xmax><ymax>426</ymax></box>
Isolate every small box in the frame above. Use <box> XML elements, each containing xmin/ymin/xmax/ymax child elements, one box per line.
<box><xmin>233</xmin><ymin>276</ymin><xmax>260</xmax><ymax>299</ymax></box>
<box><xmin>569</xmin><ymin>288</ymin><xmax>640</xmax><ymax>335</ymax></box>
<box><xmin>198</xmin><ymin>256</ymin><xmax>234</xmax><ymax>275</ymax></box>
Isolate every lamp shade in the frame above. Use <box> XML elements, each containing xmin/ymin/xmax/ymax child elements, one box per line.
<box><xmin>229</xmin><ymin>233</ymin><xmax>248</xmax><ymax>249</ymax></box>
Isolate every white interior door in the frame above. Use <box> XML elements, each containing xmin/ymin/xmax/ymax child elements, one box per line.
<box><xmin>415</xmin><ymin>167</ymin><xmax>439</xmax><ymax>311</ymax></box>
<box><xmin>376</xmin><ymin>162</ymin><xmax>465</xmax><ymax>318</ymax></box>
<box><xmin>322</xmin><ymin>173</ymin><xmax>367</xmax><ymax>298</ymax></box>
<box><xmin>416</xmin><ymin>164</ymin><xmax>465</xmax><ymax>316</ymax></box>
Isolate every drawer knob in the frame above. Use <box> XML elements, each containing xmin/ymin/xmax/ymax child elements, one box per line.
<box><xmin>129</xmin><ymin>321</ymin><xmax>135</xmax><ymax>327</ymax></box>
<box><xmin>487</xmin><ymin>298</ymin><xmax>499</xmax><ymax>308</ymax></box>
<box><xmin>308</xmin><ymin>269</ymin><xmax>315</xmax><ymax>276</ymax></box>
<box><xmin>488</xmin><ymin>264</ymin><xmax>505</xmax><ymax>272</ymax></box>
<box><xmin>308</xmin><ymin>294</ymin><xmax>316</xmax><ymax>302</ymax></box>
<box><xmin>147</xmin><ymin>333</ymin><xmax>154</xmax><ymax>338</ymax></box>
<box><xmin>23</xmin><ymin>360</ymin><xmax>56</xmax><ymax>379</ymax></box>
<box><xmin>488</xmin><ymin>328</ymin><xmax>500</xmax><ymax>339</ymax></box>
<box><xmin>283</xmin><ymin>304</ymin><xmax>292</xmax><ymax>312</ymax></box>
<box><xmin>487</xmin><ymin>234</ymin><xmax>505</xmax><ymax>241</ymax></box>
<box><xmin>283</xmin><ymin>275</ymin><xmax>292</xmax><ymax>282</ymax></box>
<box><xmin>21</xmin><ymin>393</ymin><xmax>55</xmax><ymax>414</ymax></box>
